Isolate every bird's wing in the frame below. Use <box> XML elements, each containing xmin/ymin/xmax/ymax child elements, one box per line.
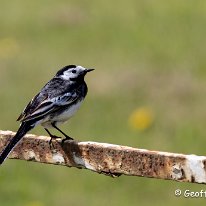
<box><xmin>19</xmin><ymin>91</ymin><xmax>79</xmax><ymax>122</ymax></box>
<box><xmin>16</xmin><ymin>93</ymin><xmax>48</xmax><ymax>121</ymax></box>
<box><xmin>17</xmin><ymin>77</ymin><xmax>80</xmax><ymax>122</ymax></box>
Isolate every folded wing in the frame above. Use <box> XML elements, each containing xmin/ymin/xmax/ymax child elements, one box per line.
<box><xmin>18</xmin><ymin>91</ymin><xmax>78</xmax><ymax>122</ymax></box>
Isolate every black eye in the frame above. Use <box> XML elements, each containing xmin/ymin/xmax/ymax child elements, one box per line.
<box><xmin>71</xmin><ymin>70</ymin><xmax>76</xmax><ymax>74</ymax></box>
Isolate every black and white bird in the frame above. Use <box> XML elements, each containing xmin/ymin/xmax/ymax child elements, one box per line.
<box><xmin>0</xmin><ymin>65</ymin><xmax>94</xmax><ymax>164</ymax></box>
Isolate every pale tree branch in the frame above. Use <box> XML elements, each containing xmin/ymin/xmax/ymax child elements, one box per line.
<box><xmin>0</xmin><ymin>130</ymin><xmax>206</xmax><ymax>184</ymax></box>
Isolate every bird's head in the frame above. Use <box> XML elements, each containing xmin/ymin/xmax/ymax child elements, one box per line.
<box><xmin>56</xmin><ymin>65</ymin><xmax>94</xmax><ymax>81</ymax></box>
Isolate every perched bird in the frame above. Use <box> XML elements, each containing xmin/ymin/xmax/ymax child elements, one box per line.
<box><xmin>0</xmin><ymin>65</ymin><xmax>94</xmax><ymax>164</ymax></box>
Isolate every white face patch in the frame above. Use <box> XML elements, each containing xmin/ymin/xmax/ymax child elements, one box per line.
<box><xmin>60</xmin><ymin>65</ymin><xmax>86</xmax><ymax>80</ymax></box>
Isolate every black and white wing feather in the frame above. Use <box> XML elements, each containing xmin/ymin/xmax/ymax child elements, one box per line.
<box><xmin>17</xmin><ymin>77</ymin><xmax>80</xmax><ymax>122</ymax></box>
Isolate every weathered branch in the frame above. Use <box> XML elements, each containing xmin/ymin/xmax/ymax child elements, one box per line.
<box><xmin>0</xmin><ymin>130</ymin><xmax>206</xmax><ymax>184</ymax></box>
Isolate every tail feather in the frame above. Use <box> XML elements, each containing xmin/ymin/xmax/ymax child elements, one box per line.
<box><xmin>0</xmin><ymin>122</ymin><xmax>34</xmax><ymax>164</ymax></box>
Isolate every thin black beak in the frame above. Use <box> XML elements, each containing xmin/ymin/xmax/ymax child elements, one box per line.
<box><xmin>85</xmin><ymin>68</ymin><xmax>95</xmax><ymax>73</ymax></box>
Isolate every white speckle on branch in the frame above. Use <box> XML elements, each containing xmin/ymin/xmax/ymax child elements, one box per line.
<box><xmin>52</xmin><ymin>152</ymin><xmax>65</xmax><ymax>164</ymax></box>
<box><xmin>186</xmin><ymin>155</ymin><xmax>206</xmax><ymax>183</ymax></box>
<box><xmin>72</xmin><ymin>151</ymin><xmax>96</xmax><ymax>171</ymax></box>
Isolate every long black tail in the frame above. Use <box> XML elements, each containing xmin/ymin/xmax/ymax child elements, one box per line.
<box><xmin>0</xmin><ymin>122</ymin><xmax>34</xmax><ymax>164</ymax></box>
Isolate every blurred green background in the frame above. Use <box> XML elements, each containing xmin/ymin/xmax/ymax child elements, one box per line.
<box><xmin>1</xmin><ymin>0</ymin><xmax>206</xmax><ymax>205</ymax></box>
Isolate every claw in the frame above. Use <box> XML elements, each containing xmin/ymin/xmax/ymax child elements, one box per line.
<box><xmin>61</xmin><ymin>136</ymin><xmax>74</xmax><ymax>146</ymax></box>
<box><xmin>49</xmin><ymin>135</ymin><xmax>61</xmax><ymax>150</ymax></box>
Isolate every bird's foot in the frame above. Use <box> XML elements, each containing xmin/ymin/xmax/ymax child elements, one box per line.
<box><xmin>61</xmin><ymin>135</ymin><xmax>74</xmax><ymax>145</ymax></box>
<box><xmin>49</xmin><ymin>135</ymin><xmax>61</xmax><ymax>150</ymax></box>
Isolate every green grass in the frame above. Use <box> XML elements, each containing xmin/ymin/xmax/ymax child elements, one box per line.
<box><xmin>1</xmin><ymin>0</ymin><xmax>206</xmax><ymax>205</ymax></box>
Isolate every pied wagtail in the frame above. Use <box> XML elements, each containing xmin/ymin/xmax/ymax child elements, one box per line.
<box><xmin>0</xmin><ymin>65</ymin><xmax>94</xmax><ymax>164</ymax></box>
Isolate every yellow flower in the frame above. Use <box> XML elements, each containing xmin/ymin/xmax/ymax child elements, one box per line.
<box><xmin>128</xmin><ymin>107</ymin><xmax>154</xmax><ymax>131</ymax></box>
<box><xmin>0</xmin><ymin>37</ymin><xmax>19</xmax><ymax>58</ymax></box>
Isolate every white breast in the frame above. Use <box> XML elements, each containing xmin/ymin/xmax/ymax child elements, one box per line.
<box><xmin>40</xmin><ymin>100</ymin><xmax>84</xmax><ymax>128</ymax></box>
<box><xmin>53</xmin><ymin>100</ymin><xmax>83</xmax><ymax>123</ymax></box>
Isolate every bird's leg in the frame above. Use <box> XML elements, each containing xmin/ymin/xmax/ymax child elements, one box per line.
<box><xmin>51</xmin><ymin>123</ymin><xmax>73</xmax><ymax>141</ymax></box>
<box><xmin>44</xmin><ymin>128</ymin><xmax>60</xmax><ymax>149</ymax></box>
